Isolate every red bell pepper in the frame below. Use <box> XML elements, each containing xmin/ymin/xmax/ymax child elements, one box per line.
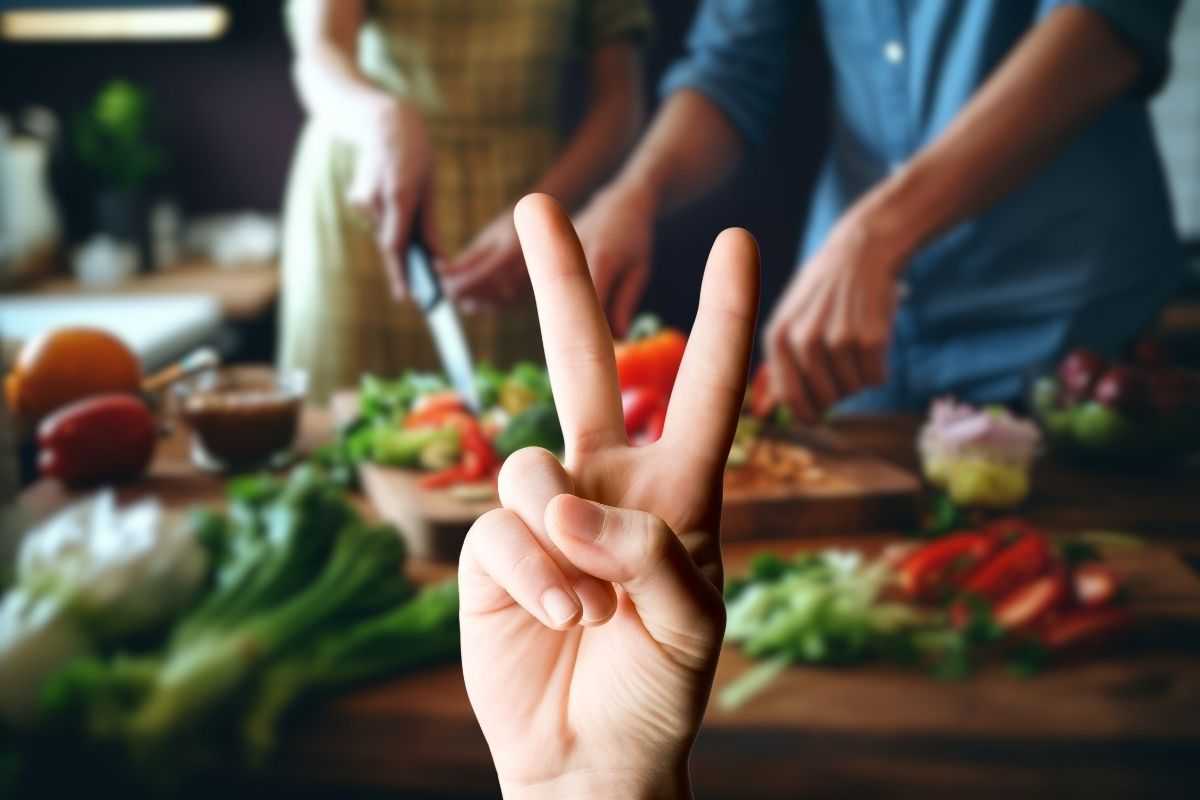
<box><xmin>897</xmin><ymin>533</ymin><xmax>998</xmax><ymax>600</ymax></box>
<box><xmin>993</xmin><ymin>570</ymin><xmax>1069</xmax><ymax>631</ymax></box>
<box><xmin>614</xmin><ymin>327</ymin><xmax>687</xmax><ymax>399</ymax></box>
<box><xmin>1073</xmin><ymin>563</ymin><xmax>1120</xmax><ymax>608</ymax></box>
<box><xmin>960</xmin><ymin>533</ymin><xmax>1052</xmax><ymax>600</ymax></box>
<box><xmin>1039</xmin><ymin>606</ymin><xmax>1132</xmax><ymax>650</ymax></box>
<box><xmin>38</xmin><ymin>394</ymin><xmax>156</xmax><ymax>487</ymax></box>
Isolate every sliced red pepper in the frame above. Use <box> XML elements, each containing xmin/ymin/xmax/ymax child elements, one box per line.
<box><xmin>404</xmin><ymin>393</ymin><xmax>469</xmax><ymax>429</ymax></box>
<box><xmin>897</xmin><ymin>533</ymin><xmax>998</xmax><ymax>601</ymax></box>
<box><xmin>622</xmin><ymin>386</ymin><xmax>662</xmax><ymax>438</ymax></box>
<box><xmin>1073</xmin><ymin>563</ymin><xmax>1120</xmax><ymax>608</ymax></box>
<box><xmin>749</xmin><ymin>363</ymin><xmax>776</xmax><ymax>419</ymax></box>
<box><xmin>419</xmin><ymin>463</ymin><xmax>472</xmax><ymax>489</ymax></box>
<box><xmin>994</xmin><ymin>570</ymin><xmax>1069</xmax><ymax>631</ymax></box>
<box><xmin>1039</xmin><ymin>606</ymin><xmax>1132</xmax><ymax>650</ymax></box>
<box><xmin>959</xmin><ymin>532</ymin><xmax>1052</xmax><ymax>601</ymax></box>
<box><xmin>417</xmin><ymin>414</ymin><xmax>498</xmax><ymax>489</ymax></box>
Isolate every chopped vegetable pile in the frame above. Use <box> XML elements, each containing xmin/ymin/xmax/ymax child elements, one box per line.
<box><xmin>314</xmin><ymin>363</ymin><xmax>562</xmax><ymax>491</ymax></box>
<box><xmin>316</xmin><ymin>316</ymin><xmax>695</xmax><ymax>489</ymax></box>
<box><xmin>722</xmin><ymin>517</ymin><xmax>1132</xmax><ymax>709</ymax></box>
<box><xmin>0</xmin><ymin>467</ymin><xmax>459</xmax><ymax>792</ymax></box>
<box><xmin>918</xmin><ymin>399</ymin><xmax>1041</xmax><ymax>509</ymax></box>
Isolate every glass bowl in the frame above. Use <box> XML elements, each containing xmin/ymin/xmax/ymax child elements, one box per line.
<box><xmin>174</xmin><ymin>365</ymin><xmax>307</xmax><ymax>472</ymax></box>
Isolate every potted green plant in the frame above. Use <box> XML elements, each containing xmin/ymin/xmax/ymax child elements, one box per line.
<box><xmin>72</xmin><ymin>79</ymin><xmax>166</xmax><ymax>270</ymax></box>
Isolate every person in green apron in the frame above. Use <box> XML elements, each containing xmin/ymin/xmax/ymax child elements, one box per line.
<box><xmin>280</xmin><ymin>0</ymin><xmax>651</xmax><ymax>400</ymax></box>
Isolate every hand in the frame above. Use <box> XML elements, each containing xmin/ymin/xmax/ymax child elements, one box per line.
<box><xmin>763</xmin><ymin>208</ymin><xmax>903</xmax><ymax>423</ymax></box>
<box><xmin>574</xmin><ymin>184</ymin><xmax>657</xmax><ymax>338</ymax></box>
<box><xmin>441</xmin><ymin>210</ymin><xmax>530</xmax><ymax>310</ymax></box>
<box><xmin>459</xmin><ymin>194</ymin><xmax>760</xmax><ymax>799</ymax></box>
<box><xmin>346</xmin><ymin>100</ymin><xmax>439</xmax><ymax>301</ymax></box>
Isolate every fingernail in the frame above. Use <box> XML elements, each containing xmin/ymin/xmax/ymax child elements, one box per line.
<box><xmin>541</xmin><ymin>587</ymin><xmax>581</xmax><ymax>627</ymax></box>
<box><xmin>555</xmin><ymin>495</ymin><xmax>606</xmax><ymax>542</ymax></box>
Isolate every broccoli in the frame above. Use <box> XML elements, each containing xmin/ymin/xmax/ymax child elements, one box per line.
<box><xmin>494</xmin><ymin>404</ymin><xmax>564</xmax><ymax>457</ymax></box>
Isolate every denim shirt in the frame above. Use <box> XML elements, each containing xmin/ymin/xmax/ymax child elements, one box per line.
<box><xmin>662</xmin><ymin>0</ymin><xmax>1185</xmax><ymax>408</ymax></box>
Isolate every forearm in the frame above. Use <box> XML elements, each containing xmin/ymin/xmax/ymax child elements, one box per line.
<box><xmin>533</xmin><ymin>46</ymin><xmax>646</xmax><ymax>211</ymax></box>
<box><xmin>293</xmin><ymin>46</ymin><xmax>401</xmax><ymax>146</ymax></box>
<box><xmin>856</xmin><ymin>5</ymin><xmax>1143</xmax><ymax>269</ymax></box>
<box><xmin>289</xmin><ymin>0</ymin><xmax>408</xmax><ymax>148</ymax></box>
<box><xmin>606</xmin><ymin>89</ymin><xmax>744</xmax><ymax>215</ymax></box>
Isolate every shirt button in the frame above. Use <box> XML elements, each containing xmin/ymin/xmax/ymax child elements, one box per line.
<box><xmin>883</xmin><ymin>40</ymin><xmax>905</xmax><ymax>64</ymax></box>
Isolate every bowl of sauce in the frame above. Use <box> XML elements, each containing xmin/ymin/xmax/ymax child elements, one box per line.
<box><xmin>175</xmin><ymin>366</ymin><xmax>306</xmax><ymax>471</ymax></box>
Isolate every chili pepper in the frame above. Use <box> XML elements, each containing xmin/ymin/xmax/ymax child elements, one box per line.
<box><xmin>1073</xmin><ymin>563</ymin><xmax>1120</xmax><ymax>607</ymax></box>
<box><xmin>614</xmin><ymin>327</ymin><xmax>687</xmax><ymax>399</ymax></box>
<box><xmin>993</xmin><ymin>570</ymin><xmax>1068</xmax><ymax>631</ymax></box>
<box><xmin>1039</xmin><ymin>606</ymin><xmax>1132</xmax><ymax>650</ymax></box>
<box><xmin>960</xmin><ymin>533</ymin><xmax>1052</xmax><ymax>600</ymax></box>
<box><xmin>897</xmin><ymin>533</ymin><xmax>997</xmax><ymax>600</ymax></box>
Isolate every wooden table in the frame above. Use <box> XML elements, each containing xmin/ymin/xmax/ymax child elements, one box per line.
<box><xmin>18</xmin><ymin>259</ymin><xmax>280</xmax><ymax>322</ymax></box>
<box><xmin>15</xmin><ymin>408</ymin><xmax>1200</xmax><ymax>799</ymax></box>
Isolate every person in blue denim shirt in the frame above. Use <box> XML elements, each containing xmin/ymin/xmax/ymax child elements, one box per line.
<box><xmin>576</xmin><ymin>0</ymin><xmax>1185</xmax><ymax>419</ymax></box>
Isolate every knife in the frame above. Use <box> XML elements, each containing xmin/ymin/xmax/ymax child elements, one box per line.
<box><xmin>405</xmin><ymin>241</ymin><xmax>481</xmax><ymax>413</ymax></box>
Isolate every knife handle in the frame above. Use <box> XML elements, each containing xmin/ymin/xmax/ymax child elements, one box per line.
<box><xmin>406</xmin><ymin>241</ymin><xmax>441</xmax><ymax>312</ymax></box>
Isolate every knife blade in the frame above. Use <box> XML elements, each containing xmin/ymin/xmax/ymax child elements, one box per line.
<box><xmin>406</xmin><ymin>241</ymin><xmax>481</xmax><ymax>413</ymax></box>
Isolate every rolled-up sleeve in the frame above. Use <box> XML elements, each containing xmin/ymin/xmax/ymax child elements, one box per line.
<box><xmin>658</xmin><ymin>0</ymin><xmax>807</xmax><ymax>145</ymax></box>
<box><xmin>1039</xmin><ymin>0</ymin><xmax>1182</xmax><ymax>95</ymax></box>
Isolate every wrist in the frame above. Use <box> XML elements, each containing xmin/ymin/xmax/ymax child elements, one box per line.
<box><xmin>500</xmin><ymin>763</ymin><xmax>692</xmax><ymax>800</ymax></box>
<box><xmin>607</xmin><ymin>163</ymin><xmax>666</xmax><ymax>219</ymax></box>
<box><xmin>852</xmin><ymin>159</ymin><xmax>949</xmax><ymax>272</ymax></box>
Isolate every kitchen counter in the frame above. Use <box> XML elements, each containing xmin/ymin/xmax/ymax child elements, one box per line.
<box><xmin>1</xmin><ymin>260</ymin><xmax>280</xmax><ymax>370</ymax></box>
<box><xmin>16</xmin><ymin>259</ymin><xmax>280</xmax><ymax>322</ymax></box>
<box><xmin>15</xmin><ymin>408</ymin><xmax>1200</xmax><ymax>799</ymax></box>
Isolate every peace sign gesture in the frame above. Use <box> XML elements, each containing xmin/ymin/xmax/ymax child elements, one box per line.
<box><xmin>459</xmin><ymin>194</ymin><xmax>760</xmax><ymax>800</ymax></box>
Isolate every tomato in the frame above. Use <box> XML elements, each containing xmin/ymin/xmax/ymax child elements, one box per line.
<box><xmin>37</xmin><ymin>394</ymin><xmax>156</xmax><ymax>487</ymax></box>
<box><xmin>993</xmin><ymin>571</ymin><xmax>1068</xmax><ymax>631</ymax></box>
<box><xmin>898</xmin><ymin>533</ymin><xmax>998</xmax><ymax>600</ymax></box>
<box><xmin>614</xmin><ymin>329</ymin><xmax>687</xmax><ymax>399</ymax></box>
<box><xmin>1039</xmin><ymin>606</ymin><xmax>1131</xmax><ymax>650</ymax></box>
<box><xmin>960</xmin><ymin>533</ymin><xmax>1052</xmax><ymax>600</ymax></box>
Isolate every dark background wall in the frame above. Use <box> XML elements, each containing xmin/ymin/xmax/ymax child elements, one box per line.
<box><xmin>0</xmin><ymin>1</ymin><xmax>831</xmax><ymax>332</ymax></box>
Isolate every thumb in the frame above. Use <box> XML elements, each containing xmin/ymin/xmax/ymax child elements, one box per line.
<box><xmin>544</xmin><ymin>494</ymin><xmax>724</xmax><ymax>669</ymax></box>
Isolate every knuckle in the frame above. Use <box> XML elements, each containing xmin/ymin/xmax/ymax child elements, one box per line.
<box><xmin>636</xmin><ymin>514</ymin><xmax>674</xmax><ymax>568</ymax></box>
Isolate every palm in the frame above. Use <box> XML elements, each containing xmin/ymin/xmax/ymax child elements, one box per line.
<box><xmin>459</xmin><ymin>195</ymin><xmax>759</xmax><ymax>792</ymax></box>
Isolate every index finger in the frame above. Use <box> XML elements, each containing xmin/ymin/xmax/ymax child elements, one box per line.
<box><xmin>663</xmin><ymin>228</ymin><xmax>760</xmax><ymax>473</ymax></box>
<box><xmin>513</xmin><ymin>194</ymin><xmax>625</xmax><ymax>456</ymax></box>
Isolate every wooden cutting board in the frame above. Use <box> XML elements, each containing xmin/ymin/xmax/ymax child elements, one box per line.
<box><xmin>280</xmin><ymin>538</ymin><xmax>1200</xmax><ymax>798</ymax></box>
<box><xmin>332</xmin><ymin>391</ymin><xmax>921</xmax><ymax>560</ymax></box>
